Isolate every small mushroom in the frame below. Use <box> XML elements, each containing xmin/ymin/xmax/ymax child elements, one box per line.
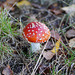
<box><xmin>22</xmin><ymin>22</ymin><xmax>50</xmax><ymax>52</ymax></box>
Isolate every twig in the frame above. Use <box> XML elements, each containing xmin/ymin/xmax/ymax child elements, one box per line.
<box><xmin>31</xmin><ymin>36</ymin><xmax>50</xmax><ymax>75</ymax></box>
<box><xmin>34</xmin><ymin>57</ymin><xmax>44</xmax><ymax>73</ymax></box>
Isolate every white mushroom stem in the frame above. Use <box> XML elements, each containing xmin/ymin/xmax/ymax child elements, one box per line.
<box><xmin>31</xmin><ymin>43</ymin><xmax>41</xmax><ymax>52</ymax></box>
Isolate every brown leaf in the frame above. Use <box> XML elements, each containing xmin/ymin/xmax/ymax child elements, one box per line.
<box><xmin>51</xmin><ymin>30</ymin><xmax>63</xmax><ymax>42</ymax></box>
<box><xmin>43</xmin><ymin>38</ymin><xmax>61</xmax><ymax>60</ymax></box>
<box><xmin>43</xmin><ymin>51</ymin><xmax>55</xmax><ymax>60</ymax></box>
<box><xmin>45</xmin><ymin>41</ymin><xmax>53</xmax><ymax>49</ymax></box>
<box><xmin>2</xmin><ymin>65</ymin><xmax>13</xmax><ymax>75</ymax></box>
<box><xmin>38</xmin><ymin>64</ymin><xmax>52</xmax><ymax>74</ymax></box>
<box><xmin>69</xmin><ymin>38</ymin><xmax>75</xmax><ymax>48</ymax></box>
<box><xmin>66</xmin><ymin>29</ymin><xmax>75</xmax><ymax>38</ymax></box>
<box><xmin>48</xmin><ymin>3</ymin><xmax>63</xmax><ymax>15</ymax></box>
<box><xmin>50</xmin><ymin>9</ymin><xmax>63</xmax><ymax>15</ymax></box>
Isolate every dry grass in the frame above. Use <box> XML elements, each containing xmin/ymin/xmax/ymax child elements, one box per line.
<box><xmin>0</xmin><ymin>0</ymin><xmax>75</xmax><ymax>75</ymax></box>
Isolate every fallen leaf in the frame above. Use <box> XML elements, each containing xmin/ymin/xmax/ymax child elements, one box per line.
<box><xmin>50</xmin><ymin>9</ymin><xmax>63</xmax><ymax>15</ymax></box>
<box><xmin>69</xmin><ymin>38</ymin><xmax>75</xmax><ymax>48</ymax></box>
<box><xmin>61</xmin><ymin>4</ymin><xmax>75</xmax><ymax>16</ymax></box>
<box><xmin>43</xmin><ymin>38</ymin><xmax>61</xmax><ymax>60</ymax></box>
<box><xmin>43</xmin><ymin>51</ymin><xmax>55</xmax><ymax>60</ymax></box>
<box><xmin>45</xmin><ymin>41</ymin><xmax>53</xmax><ymax>49</ymax></box>
<box><xmin>51</xmin><ymin>38</ymin><xmax>61</xmax><ymax>53</ymax></box>
<box><xmin>17</xmin><ymin>0</ymin><xmax>31</xmax><ymax>7</ymax></box>
<box><xmin>48</xmin><ymin>3</ymin><xmax>64</xmax><ymax>15</ymax></box>
<box><xmin>38</xmin><ymin>64</ymin><xmax>52</xmax><ymax>74</ymax></box>
<box><xmin>2</xmin><ymin>65</ymin><xmax>13</xmax><ymax>75</ymax></box>
<box><xmin>51</xmin><ymin>30</ymin><xmax>63</xmax><ymax>42</ymax></box>
<box><xmin>66</xmin><ymin>29</ymin><xmax>75</xmax><ymax>38</ymax></box>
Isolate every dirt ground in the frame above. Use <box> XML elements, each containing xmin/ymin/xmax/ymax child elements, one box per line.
<box><xmin>0</xmin><ymin>0</ymin><xmax>75</xmax><ymax>75</ymax></box>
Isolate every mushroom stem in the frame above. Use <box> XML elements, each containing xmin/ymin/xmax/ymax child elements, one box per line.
<box><xmin>31</xmin><ymin>43</ymin><xmax>41</xmax><ymax>52</ymax></box>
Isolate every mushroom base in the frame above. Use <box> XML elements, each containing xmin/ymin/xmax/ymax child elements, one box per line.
<box><xmin>31</xmin><ymin>43</ymin><xmax>41</xmax><ymax>52</ymax></box>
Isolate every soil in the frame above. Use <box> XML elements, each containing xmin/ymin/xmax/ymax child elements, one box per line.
<box><xmin>0</xmin><ymin>0</ymin><xmax>75</xmax><ymax>75</ymax></box>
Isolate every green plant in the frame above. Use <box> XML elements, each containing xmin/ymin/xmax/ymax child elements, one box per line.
<box><xmin>0</xmin><ymin>10</ymin><xmax>18</xmax><ymax>38</ymax></box>
<box><xmin>0</xmin><ymin>9</ymin><xmax>19</xmax><ymax>56</ymax></box>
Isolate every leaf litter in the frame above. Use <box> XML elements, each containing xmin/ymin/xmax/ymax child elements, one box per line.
<box><xmin>0</xmin><ymin>0</ymin><xmax>75</xmax><ymax>75</ymax></box>
<box><xmin>2</xmin><ymin>65</ymin><xmax>13</xmax><ymax>75</ymax></box>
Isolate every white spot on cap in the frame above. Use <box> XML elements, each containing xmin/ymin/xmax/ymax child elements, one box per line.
<box><xmin>45</xmin><ymin>31</ymin><xmax>49</xmax><ymax>34</ymax></box>
<box><xmin>41</xmin><ymin>23</ymin><xmax>44</xmax><ymax>25</ymax></box>
<box><xmin>44</xmin><ymin>27</ymin><xmax>46</xmax><ymax>29</ymax></box>
<box><xmin>28</xmin><ymin>36</ymin><xmax>30</xmax><ymax>37</ymax></box>
<box><xmin>38</xmin><ymin>22</ymin><xmax>42</xmax><ymax>24</ymax></box>
<box><xmin>32</xmin><ymin>30</ymin><xmax>34</xmax><ymax>32</ymax></box>
<box><xmin>23</xmin><ymin>32</ymin><xmax>25</xmax><ymax>37</ymax></box>
<box><xmin>39</xmin><ymin>34</ymin><xmax>41</xmax><ymax>36</ymax></box>
<box><xmin>39</xmin><ymin>38</ymin><xmax>42</xmax><ymax>40</ymax></box>
<box><xmin>36</xmin><ymin>25</ymin><xmax>38</xmax><ymax>27</ymax></box>
<box><xmin>40</xmin><ymin>26</ymin><xmax>42</xmax><ymax>28</ymax></box>
<box><xmin>45</xmin><ymin>36</ymin><xmax>47</xmax><ymax>38</ymax></box>
<box><xmin>37</xmin><ymin>22</ymin><xmax>39</xmax><ymax>24</ymax></box>
<box><xmin>45</xmin><ymin>31</ymin><xmax>47</xmax><ymax>33</ymax></box>
<box><xmin>30</xmin><ymin>25</ymin><xmax>31</xmax><ymax>27</ymax></box>
<box><xmin>36</xmin><ymin>22</ymin><xmax>38</xmax><ymax>25</ymax></box>
<box><xmin>38</xmin><ymin>29</ymin><xmax>40</xmax><ymax>30</ymax></box>
<box><xmin>36</xmin><ymin>31</ymin><xmax>37</xmax><ymax>33</ymax></box>
<box><xmin>36</xmin><ymin>37</ymin><xmax>38</xmax><ymax>38</ymax></box>
<box><xmin>48</xmin><ymin>29</ymin><xmax>50</xmax><ymax>31</ymax></box>
<box><xmin>40</xmin><ymin>31</ymin><xmax>43</xmax><ymax>32</ymax></box>
<box><xmin>28</xmin><ymin>30</ymin><xmax>30</xmax><ymax>32</ymax></box>
<box><xmin>39</xmin><ymin>22</ymin><xmax>41</xmax><ymax>23</ymax></box>
<box><xmin>32</xmin><ymin>23</ymin><xmax>35</xmax><ymax>28</ymax></box>
<box><xmin>29</xmin><ymin>33</ymin><xmax>31</xmax><ymax>34</ymax></box>
<box><xmin>27</xmin><ymin>27</ymin><xmax>29</xmax><ymax>28</ymax></box>
<box><xmin>42</xmin><ymin>34</ymin><xmax>44</xmax><ymax>36</ymax></box>
<box><xmin>33</xmin><ymin>33</ymin><xmax>35</xmax><ymax>35</ymax></box>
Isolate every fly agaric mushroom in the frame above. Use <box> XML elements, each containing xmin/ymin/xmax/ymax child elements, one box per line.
<box><xmin>22</xmin><ymin>22</ymin><xmax>50</xmax><ymax>52</ymax></box>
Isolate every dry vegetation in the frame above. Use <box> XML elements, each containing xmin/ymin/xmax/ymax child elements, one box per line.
<box><xmin>0</xmin><ymin>0</ymin><xmax>75</xmax><ymax>75</ymax></box>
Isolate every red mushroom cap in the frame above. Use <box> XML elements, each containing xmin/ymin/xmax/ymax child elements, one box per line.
<box><xmin>22</xmin><ymin>22</ymin><xmax>50</xmax><ymax>43</ymax></box>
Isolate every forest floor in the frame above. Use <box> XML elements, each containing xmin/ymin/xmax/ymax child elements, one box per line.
<box><xmin>0</xmin><ymin>0</ymin><xmax>75</xmax><ymax>75</ymax></box>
